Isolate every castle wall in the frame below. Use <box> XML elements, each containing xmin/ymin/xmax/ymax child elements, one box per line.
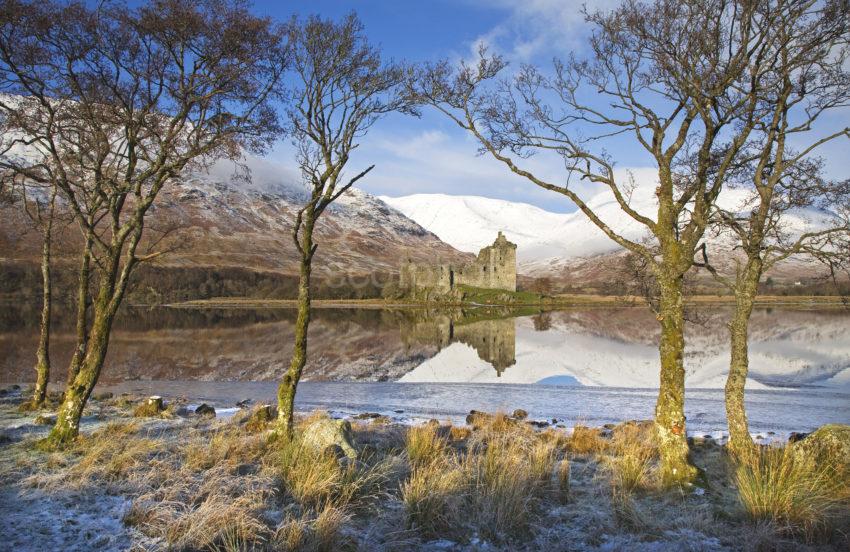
<box><xmin>400</xmin><ymin>261</ymin><xmax>453</xmax><ymax>294</ymax></box>
<box><xmin>400</xmin><ymin>232</ymin><xmax>517</xmax><ymax>295</ymax></box>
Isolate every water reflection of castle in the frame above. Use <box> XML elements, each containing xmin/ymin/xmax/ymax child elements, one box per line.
<box><xmin>405</xmin><ymin>315</ymin><xmax>517</xmax><ymax>376</ymax></box>
<box><xmin>451</xmin><ymin>319</ymin><xmax>516</xmax><ymax>376</ymax></box>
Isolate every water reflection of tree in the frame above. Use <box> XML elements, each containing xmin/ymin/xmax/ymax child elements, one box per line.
<box><xmin>532</xmin><ymin>312</ymin><xmax>552</xmax><ymax>332</ymax></box>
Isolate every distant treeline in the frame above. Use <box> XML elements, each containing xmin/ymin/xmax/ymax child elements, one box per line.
<box><xmin>4</xmin><ymin>261</ymin><xmax>845</xmax><ymax>304</ymax></box>
<box><xmin>0</xmin><ymin>261</ymin><xmax>389</xmax><ymax>304</ymax></box>
<box><xmin>521</xmin><ymin>275</ymin><xmax>850</xmax><ymax>298</ymax></box>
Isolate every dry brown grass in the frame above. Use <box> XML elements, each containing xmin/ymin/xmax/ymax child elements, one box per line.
<box><xmin>405</xmin><ymin>423</ymin><xmax>449</xmax><ymax>468</ymax></box>
<box><xmin>400</xmin><ymin>416</ymin><xmax>563</xmax><ymax>542</ymax></box>
<box><xmin>735</xmin><ymin>445</ymin><xmax>849</xmax><ymax>541</ymax></box>
<box><xmin>162</xmin><ymin>488</ymin><xmax>270</xmax><ymax>551</ymax></box>
<box><xmin>464</xmin><ymin>430</ymin><xmax>559</xmax><ymax>539</ymax></box>
<box><xmin>401</xmin><ymin>459</ymin><xmax>466</xmax><ymax>538</ymax></box>
<box><xmin>567</xmin><ymin>425</ymin><xmax>607</xmax><ymax>454</ymax></box>
<box><xmin>276</xmin><ymin>431</ymin><xmax>391</xmax><ymax>511</ymax></box>
<box><xmin>605</xmin><ymin>422</ymin><xmax>657</xmax><ymax>493</ymax></box>
<box><xmin>25</xmin><ymin>421</ymin><xmax>161</xmax><ymax>491</ymax></box>
<box><xmin>182</xmin><ymin>426</ymin><xmax>266</xmax><ymax>471</ymax></box>
<box><xmin>449</xmin><ymin>425</ymin><xmax>471</xmax><ymax>441</ymax></box>
<box><xmin>13</xmin><ymin>404</ymin><xmax>848</xmax><ymax>551</ymax></box>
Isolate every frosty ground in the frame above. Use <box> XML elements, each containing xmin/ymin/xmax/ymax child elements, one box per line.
<box><xmin>0</xmin><ymin>388</ymin><xmax>847</xmax><ymax>552</ymax></box>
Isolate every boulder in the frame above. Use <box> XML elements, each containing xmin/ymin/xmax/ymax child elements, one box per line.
<box><xmin>512</xmin><ymin>409</ymin><xmax>528</xmax><ymax>420</ymax></box>
<box><xmin>793</xmin><ymin>424</ymin><xmax>850</xmax><ymax>471</ymax></box>
<box><xmin>133</xmin><ymin>396</ymin><xmax>165</xmax><ymax>417</ymax></box>
<box><xmin>353</xmin><ymin>412</ymin><xmax>382</xmax><ymax>420</ymax></box>
<box><xmin>195</xmin><ymin>403</ymin><xmax>216</xmax><ymax>418</ymax></box>
<box><xmin>245</xmin><ymin>404</ymin><xmax>277</xmax><ymax>432</ymax></box>
<box><xmin>302</xmin><ymin>417</ymin><xmax>357</xmax><ymax>460</ymax></box>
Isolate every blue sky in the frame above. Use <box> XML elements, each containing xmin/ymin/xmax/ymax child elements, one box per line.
<box><xmin>252</xmin><ymin>0</ymin><xmax>634</xmax><ymax>213</ymax></box>
<box><xmin>249</xmin><ymin>2</ymin><xmax>849</xmax><ymax>213</ymax></box>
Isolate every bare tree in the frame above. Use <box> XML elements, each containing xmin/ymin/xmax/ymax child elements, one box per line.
<box><xmin>410</xmin><ymin>0</ymin><xmax>792</xmax><ymax>484</ymax></box>
<box><xmin>3</xmin><ymin>173</ymin><xmax>58</xmax><ymax>409</ymax></box>
<box><xmin>693</xmin><ymin>0</ymin><xmax>850</xmax><ymax>455</ymax></box>
<box><xmin>0</xmin><ymin>0</ymin><xmax>286</xmax><ymax>446</ymax></box>
<box><xmin>274</xmin><ymin>14</ymin><xmax>415</xmax><ymax>438</ymax></box>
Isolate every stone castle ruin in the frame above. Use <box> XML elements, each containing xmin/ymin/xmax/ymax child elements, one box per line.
<box><xmin>399</xmin><ymin>232</ymin><xmax>517</xmax><ymax>295</ymax></box>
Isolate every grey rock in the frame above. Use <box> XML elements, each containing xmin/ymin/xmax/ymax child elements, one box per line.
<box><xmin>195</xmin><ymin>403</ymin><xmax>216</xmax><ymax>418</ymax></box>
<box><xmin>302</xmin><ymin>417</ymin><xmax>357</xmax><ymax>460</ymax></box>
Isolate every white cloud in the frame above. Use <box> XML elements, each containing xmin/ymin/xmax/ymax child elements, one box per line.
<box><xmin>352</xmin><ymin>126</ymin><xmax>616</xmax><ymax>212</ymax></box>
<box><xmin>465</xmin><ymin>0</ymin><xmax>622</xmax><ymax>62</ymax></box>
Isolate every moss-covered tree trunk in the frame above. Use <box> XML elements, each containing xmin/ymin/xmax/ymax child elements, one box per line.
<box><xmin>46</xmin><ymin>292</ymin><xmax>116</xmax><ymax>446</ymax></box>
<box><xmin>46</xmin><ymin>227</ymin><xmax>139</xmax><ymax>447</ymax></box>
<box><xmin>654</xmin><ymin>268</ymin><xmax>698</xmax><ymax>485</ymax></box>
<box><xmin>65</xmin><ymin>236</ymin><xmax>92</xmax><ymax>393</ymax></box>
<box><xmin>276</xmin><ymin>213</ymin><xmax>315</xmax><ymax>439</ymax></box>
<box><xmin>725</xmin><ymin>258</ymin><xmax>762</xmax><ymax>457</ymax></box>
<box><xmin>29</xmin><ymin>207</ymin><xmax>54</xmax><ymax>409</ymax></box>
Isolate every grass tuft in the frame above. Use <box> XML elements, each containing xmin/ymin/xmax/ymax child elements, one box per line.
<box><xmin>405</xmin><ymin>423</ymin><xmax>449</xmax><ymax>468</ymax></box>
<box><xmin>735</xmin><ymin>446</ymin><xmax>848</xmax><ymax>541</ymax></box>
<box><xmin>568</xmin><ymin>425</ymin><xmax>607</xmax><ymax>455</ymax></box>
<box><xmin>277</xmin><ymin>433</ymin><xmax>390</xmax><ymax>510</ymax></box>
<box><xmin>401</xmin><ymin>459</ymin><xmax>466</xmax><ymax>538</ymax></box>
<box><xmin>606</xmin><ymin>422</ymin><xmax>656</xmax><ymax>493</ymax></box>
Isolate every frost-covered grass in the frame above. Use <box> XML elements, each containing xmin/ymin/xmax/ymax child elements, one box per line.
<box><xmin>1</xmin><ymin>396</ymin><xmax>849</xmax><ymax>551</ymax></box>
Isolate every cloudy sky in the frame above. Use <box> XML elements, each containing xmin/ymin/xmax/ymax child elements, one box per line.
<box><xmin>248</xmin><ymin>0</ymin><xmax>850</xmax><ymax>213</ymax></box>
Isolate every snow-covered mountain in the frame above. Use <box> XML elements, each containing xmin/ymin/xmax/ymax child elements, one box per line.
<box><xmin>380</xmin><ymin>168</ymin><xmax>659</xmax><ymax>276</ymax></box>
<box><xmin>380</xmin><ymin>192</ymin><xmax>641</xmax><ymax>273</ymax></box>
<box><xmin>0</xmin><ymin>158</ymin><xmax>472</xmax><ymax>288</ymax></box>
<box><xmin>381</xmin><ymin>168</ymin><xmax>831</xmax><ymax>279</ymax></box>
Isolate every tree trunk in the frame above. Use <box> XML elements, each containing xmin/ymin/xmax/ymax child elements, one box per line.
<box><xmin>65</xmin><ymin>237</ymin><xmax>92</xmax><ymax>393</ymax></box>
<box><xmin>29</xmin><ymin>212</ymin><xmax>53</xmax><ymax>409</ymax></box>
<box><xmin>46</xmin><ymin>295</ymin><xmax>115</xmax><ymax>446</ymax></box>
<box><xmin>275</xmin><ymin>210</ymin><xmax>317</xmax><ymax>440</ymax></box>
<box><xmin>654</xmin><ymin>272</ymin><xmax>698</xmax><ymax>485</ymax></box>
<box><xmin>275</xmin><ymin>248</ymin><xmax>313</xmax><ymax>439</ymax></box>
<box><xmin>725</xmin><ymin>259</ymin><xmax>761</xmax><ymax>457</ymax></box>
<box><xmin>44</xmin><ymin>230</ymin><xmax>136</xmax><ymax>447</ymax></box>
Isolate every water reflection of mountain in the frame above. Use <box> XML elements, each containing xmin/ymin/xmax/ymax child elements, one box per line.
<box><xmin>1</xmin><ymin>304</ymin><xmax>849</xmax><ymax>390</ymax></box>
<box><xmin>400</xmin><ymin>307</ymin><xmax>850</xmax><ymax>390</ymax></box>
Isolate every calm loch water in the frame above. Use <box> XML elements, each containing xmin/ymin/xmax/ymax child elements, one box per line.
<box><xmin>2</xmin><ymin>303</ymin><xmax>849</xmax><ymax>434</ymax></box>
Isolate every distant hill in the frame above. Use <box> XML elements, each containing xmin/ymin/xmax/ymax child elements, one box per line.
<box><xmin>0</xmin><ymin>159</ymin><xmax>472</xmax><ymax>301</ymax></box>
